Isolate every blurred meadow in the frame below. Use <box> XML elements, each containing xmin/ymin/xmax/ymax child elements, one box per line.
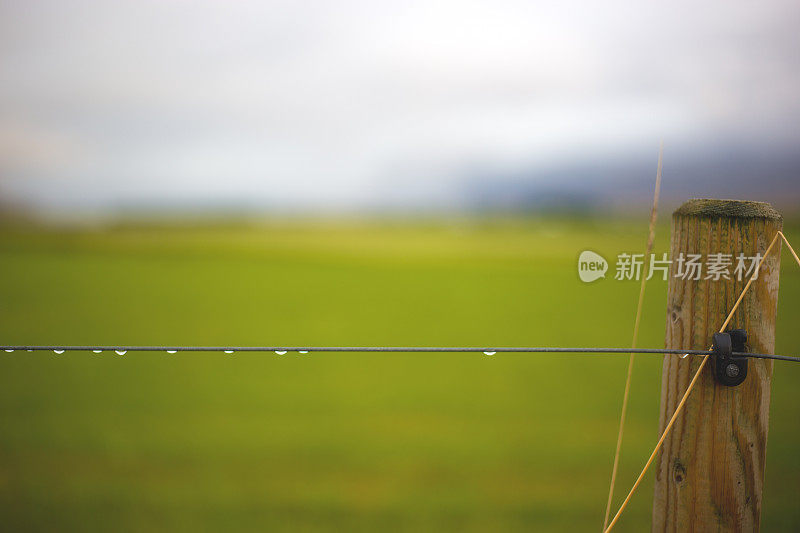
<box><xmin>1</xmin><ymin>216</ymin><xmax>799</xmax><ymax>532</ymax></box>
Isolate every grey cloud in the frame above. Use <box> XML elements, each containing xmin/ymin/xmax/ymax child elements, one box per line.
<box><xmin>1</xmin><ymin>0</ymin><xmax>799</xmax><ymax>211</ymax></box>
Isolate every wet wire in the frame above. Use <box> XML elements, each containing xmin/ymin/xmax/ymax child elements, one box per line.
<box><xmin>1</xmin><ymin>345</ymin><xmax>798</xmax><ymax>362</ymax></box>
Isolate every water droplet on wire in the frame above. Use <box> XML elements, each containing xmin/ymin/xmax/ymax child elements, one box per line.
<box><xmin>54</xmin><ymin>350</ymin><xmax>64</xmax><ymax>354</ymax></box>
<box><xmin>4</xmin><ymin>349</ymin><xmax>13</xmax><ymax>353</ymax></box>
<box><xmin>224</xmin><ymin>350</ymin><xmax>234</xmax><ymax>354</ymax></box>
<box><xmin>93</xmin><ymin>350</ymin><xmax>102</xmax><ymax>354</ymax></box>
<box><xmin>484</xmin><ymin>351</ymin><xmax>496</xmax><ymax>356</ymax></box>
<box><xmin>115</xmin><ymin>350</ymin><xmax>127</xmax><ymax>355</ymax></box>
<box><xmin>298</xmin><ymin>351</ymin><xmax>309</xmax><ymax>354</ymax></box>
<box><xmin>275</xmin><ymin>350</ymin><xmax>287</xmax><ymax>355</ymax></box>
<box><xmin>166</xmin><ymin>350</ymin><xmax>177</xmax><ymax>354</ymax></box>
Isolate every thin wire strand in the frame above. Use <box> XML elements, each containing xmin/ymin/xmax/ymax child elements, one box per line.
<box><xmin>603</xmin><ymin>230</ymin><xmax>785</xmax><ymax>533</ymax></box>
<box><xmin>746</xmin><ymin>352</ymin><xmax>800</xmax><ymax>363</ymax></box>
<box><xmin>779</xmin><ymin>231</ymin><xmax>800</xmax><ymax>268</ymax></box>
<box><xmin>602</xmin><ymin>141</ymin><xmax>662</xmax><ymax>531</ymax></box>
<box><xmin>1</xmin><ymin>346</ymin><xmax>797</xmax><ymax>362</ymax></box>
<box><xmin>0</xmin><ymin>345</ymin><xmax>714</xmax><ymax>354</ymax></box>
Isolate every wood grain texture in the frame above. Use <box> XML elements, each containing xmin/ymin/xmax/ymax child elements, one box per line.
<box><xmin>652</xmin><ymin>199</ymin><xmax>782</xmax><ymax>532</ymax></box>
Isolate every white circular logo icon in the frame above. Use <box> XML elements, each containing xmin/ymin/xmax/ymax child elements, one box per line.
<box><xmin>578</xmin><ymin>250</ymin><xmax>608</xmax><ymax>282</ymax></box>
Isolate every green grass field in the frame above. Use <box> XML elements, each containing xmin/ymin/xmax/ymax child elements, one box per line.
<box><xmin>1</xmin><ymin>216</ymin><xmax>799</xmax><ymax>531</ymax></box>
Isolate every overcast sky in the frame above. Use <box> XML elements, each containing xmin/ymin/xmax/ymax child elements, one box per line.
<box><xmin>1</xmin><ymin>0</ymin><xmax>798</xmax><ymax>211</ymax></box>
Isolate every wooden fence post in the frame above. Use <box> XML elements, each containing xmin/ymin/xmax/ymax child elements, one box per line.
<box><xmin>652</xmin><ymin>199</ymin><xmax>782</xmax><ymax>531</ymax></box>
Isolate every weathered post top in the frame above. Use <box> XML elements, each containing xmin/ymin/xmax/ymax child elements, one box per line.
<box><xmin>652</xmin><ymin>198</ymin><xmax>782</xmax><ymax>532</ymax></box>
<box><xmin>673</xmin><ymin>198</ymin><xmax>782</xmax><ymax>220</ymax></box>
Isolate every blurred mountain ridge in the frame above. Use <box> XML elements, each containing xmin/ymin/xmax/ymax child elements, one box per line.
<box><xmin>459</xmin><ymin>147</ymin><xmax>800</xmax><ymax>214</ymax></box>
